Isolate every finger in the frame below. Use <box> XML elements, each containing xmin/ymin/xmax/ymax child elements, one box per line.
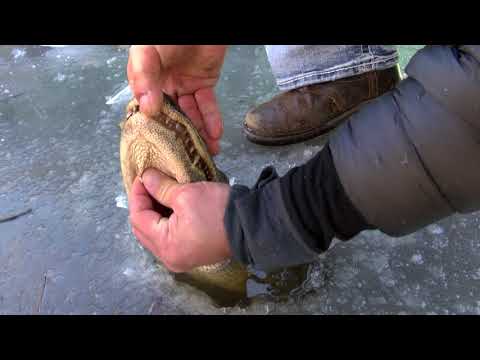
<box><xmin>207</xmin><ymin>139</ymin><xmax>220</xmax><ymax>156</ymax></box>
<box><xmin>129</xmin><ymin>202</ymin><xmax>170</xmax><ymax>252</ymax></box>
<box><xmin>178</xmin><ymin>94</ymin><xmax>207</xmax><ymax>137</ymax></box>
<box><xmin>194</xmin><ymin>88</ymin><xmax>224</xmax><ymax>140</ymax></box>
<box><xmin>141</xmin><ymin>168</ymin><xmax>182</xmax><ymax>209</ymax></box>
<box><xmin>128</xmin><ymin>177</ymin><xmax>164</xmax><ymax>230</ymax></box>
<box><xmin>178</xmin><ymin>94</ymin><xmax>219</xmax><ymax>155</ymax></box>
<box><xmin>129</xmin><ymin>177</ymin><xmax>154</xmax><ymax>213</ymax></box>
<box><xmin>127</xmin><ymin>45</ymin><xmax>165</xmax><ymax>116</ymax></box>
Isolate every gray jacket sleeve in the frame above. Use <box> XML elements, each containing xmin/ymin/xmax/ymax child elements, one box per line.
<box><xmin>330</xmin><ymin>45</ymin><xmax>480</xmax><ymax>236</ymax></box>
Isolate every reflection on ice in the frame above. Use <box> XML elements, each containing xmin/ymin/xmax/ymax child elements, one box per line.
<box><xmin>106</xmin><ymin>85</ymin><xmax>131</xmax><ymax>105</ymax></box>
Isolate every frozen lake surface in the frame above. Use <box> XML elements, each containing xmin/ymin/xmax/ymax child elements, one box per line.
<box><xmin>1</xmin><ymin>45</ymin><xmax>479</xmax><ymax>314</ymax></box>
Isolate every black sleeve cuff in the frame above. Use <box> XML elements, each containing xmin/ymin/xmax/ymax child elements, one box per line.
<box><xmin>224</xmin><ymin>144</ymin><xmax>373</xmax><ymax>272</ymax></box>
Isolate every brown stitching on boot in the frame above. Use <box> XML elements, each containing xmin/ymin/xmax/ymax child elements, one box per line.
<box><xmin>328</xmin><ymin>86</ymin><xmax>347</xmax><ymax>113</ymax></box>
<box><xmin>328</xmin><ymin>96</ymin><xmax>343</xmax><ymax>114</ymax></box>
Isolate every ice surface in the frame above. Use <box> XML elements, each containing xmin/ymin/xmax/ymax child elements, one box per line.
<box><xmin>53</xmin><ymin>73</ymin><xmax>66</xmax><ymax>82</ymax></box>
<box><xmin>106</xmin><ymin>85</ymin><xmax>131</xmax><ymax>105</ymax></box>
<box><xmin>427</xmin><ymin>224</ymin><xmax>444</xmax><ymax>235</ymax></box>
<box><xmin>11</xmin><ymin>48</ymin><xmax>26</xmax><ymax>59</ymax></box>
<box><xmin>411</xmin><ymin>254</ymin><xmax>424</xmax><ymax>265</ymax></box>
<box><xmin>1</xmin><ymin>45</ymin><xmax>479</xmax><ymax>315</ymax></box>
<box><xmin>115</xmin><ymin>193</ymin><xmax>128</xmax><ymax>209</ymax></box>
<box><xmin>106</xmin><ymin>57</ymin><xmax>118</xmax><ymax>65</ymax></box>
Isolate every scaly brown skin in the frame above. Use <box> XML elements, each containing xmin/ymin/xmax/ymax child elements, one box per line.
<box><xmin>120</xmin><ymin>96</ymin><xmax>249</xmax><ymax>307</ymax></box>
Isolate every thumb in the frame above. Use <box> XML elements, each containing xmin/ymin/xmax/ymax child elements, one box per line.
<box><xmin>127</xmin><ymin>45</ymin><xmax>165</xmax><ymax>116</ymax></box>
<box><xmin>141</xmin><ymin>168</ymin><xmax>181</xmax><ymax>209</ymax></box>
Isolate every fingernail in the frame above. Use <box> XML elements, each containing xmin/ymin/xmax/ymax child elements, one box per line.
<box><xmin>140</xmin><ymin>91</ymin><xmax>162</xmax><ymax>117</ymax></box>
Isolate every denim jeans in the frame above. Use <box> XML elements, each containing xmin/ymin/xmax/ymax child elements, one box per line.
<box><xmin>265</xmin><ymin>45</ymin><xmax>398</xmax><ymax>91</ymax></box>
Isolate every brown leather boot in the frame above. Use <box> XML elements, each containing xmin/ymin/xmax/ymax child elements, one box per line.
<box><xmin>244</xmin><ymin>65</ymin><xmax>402</xmax><ymax>145</ymax></box>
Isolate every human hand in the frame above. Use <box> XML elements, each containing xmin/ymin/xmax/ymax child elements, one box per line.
<box><xmin>128</xmin><ymin>168</ymin><xmax>232</xmax><ymax>272</ymax></box>
<box><xmin>127</xmin><ymin>45</ymin><xmax>228</xmax><ymax>155</ymax></box>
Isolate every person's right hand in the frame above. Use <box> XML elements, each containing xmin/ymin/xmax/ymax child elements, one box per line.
<box><xmin>127</xmin><ymin>45</ymin><xmax>228</xmax><ymax>155</ymax></box>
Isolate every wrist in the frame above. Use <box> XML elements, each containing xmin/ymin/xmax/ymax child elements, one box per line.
<box><xmin>224</xmin><ymin>185</ymin><xmax>251</xmax><ymax>265</ymax></box>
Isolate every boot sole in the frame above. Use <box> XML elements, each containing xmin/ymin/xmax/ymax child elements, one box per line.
<box><xmin>243</xmin><ymin>102</ymin><xmax>365</xmax><ymax>146</ymax></box>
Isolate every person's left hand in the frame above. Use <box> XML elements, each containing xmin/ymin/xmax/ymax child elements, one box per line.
<box><xmin>128</xmin><ymin>168</ymin><xmax>233</xmax><ymax>273</ymax></box>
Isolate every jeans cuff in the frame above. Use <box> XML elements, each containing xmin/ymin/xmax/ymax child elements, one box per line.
<box><xmin>276</xmin><ymin>55</ymin><xmax>399</xmax><ymax>91</ymax></box>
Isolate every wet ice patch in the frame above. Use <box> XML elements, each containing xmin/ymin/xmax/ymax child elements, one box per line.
<box><xmin>427</xmin><ymin>224</ymin><xmax>444</xmax><ymax>235</ymax></box>
<box><xmin>115</xmin><ymin>193</ymin><xmax>128</xmax><ymax>209</ymax></box>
